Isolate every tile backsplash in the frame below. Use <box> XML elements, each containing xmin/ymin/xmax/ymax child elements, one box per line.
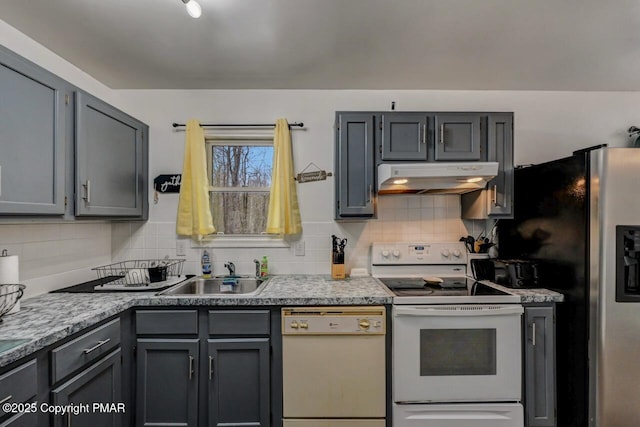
<box><xmin>0</xmin><ymin>222</ymin><xmax>112</xmax><ymax>296</ymax></box>
<box><xmin>0</xmin><ymin>195</ymin><xmax>487</xmax><ymax>297</ymax></box>
<box><xmin>112</xmin><ymin>195</ymin><xmax>486</xmax><ymax>278</ymax></box>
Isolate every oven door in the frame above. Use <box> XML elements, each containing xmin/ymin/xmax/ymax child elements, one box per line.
<box><xmin>393</xmin><ymin>304</ymin><xmax>523</xmax><ymax>403</ymax></box>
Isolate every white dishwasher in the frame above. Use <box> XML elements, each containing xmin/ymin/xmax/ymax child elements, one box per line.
<box><xmin>281</xmin><ymin>306</ymin><xmax>386</xmax><ymax>427</ymax></box>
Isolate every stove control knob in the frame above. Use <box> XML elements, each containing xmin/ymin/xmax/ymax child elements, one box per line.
<box><xmin>299</xmin><ymin>322</ymin><xmax>309</xmax><ymax>330</ymax></box>
<box><xmin>381</xmin><ymin>250</ymin><xmax>390</xmax><ymax>258</ymax></box>
<box><xmin>359</xmin><ymin>319</ymin><xmax>370</xmax><ymax>330</ymax></box>
<box><xmin>290</xmin><ymin>321</ymin><xmax>299</xmax><ymax>329</ymax></box>
<box><xmin>392</xmin><ymin>250</ymin><xmax>401</xmax><ymax>258</ymax></box>
<box><xmin>452</xmin><ymin>249</ymin><xmax>462</xmax><ymax>258</ymax></box>
<box><xmin>441</xmin><ymin>249</ymin><xmax>450</xmax><ymax>258</ymax></box>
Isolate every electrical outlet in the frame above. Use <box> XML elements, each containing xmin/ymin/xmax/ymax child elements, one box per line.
<box><xmin>294</xmin><ymin>241</ymin><xmax>305</xmax><ymax>256</ymax></box>
<box><xmin>176</xmin><ymin>240</ymin><xmax>187</xmax><ymax>256</ymax></box>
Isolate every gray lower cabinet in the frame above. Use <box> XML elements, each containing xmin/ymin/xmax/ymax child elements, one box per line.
<box><xmin>135</xmin><ymin>309</ymin><xmax>274</xmax><ymax>427</ymax></box>
<box><xmin>51</xmin><ymin>349</ymin><xmax>123</xmax><ymax>427</ymax></box>
<box><xmin>208</xmin><ymin>338</ymin><xmax>270</xmax><ymax>427</ymax></box>
<box><xmin>335</xmin><ymin>112</ymin><xmax>376</xmax><ymax>218</ymax></box>
<box><xmin>433</xmin><ymin>113</ymin><xmax>483</xmax><ymax>161</ymax></box>
<box><xmin>380</xmin><ymin>112</ymin><xmax>428</xmax><ymax>161</ymax></box>
<box><xmin>0</xmin><ymin>45</ymin><xmax>68</xmax><ymax>215</ymax></box>
<box><xmin>0</xmin><ymin>409</ymin><xmax>39</xmax><ymax>426</ymax></box>
<box><xmin>75</xmin><ymin>91</ymin><xmax>148</xmax><ymax>218</ymax></box>
<box><xmin>135</xmin><ymin>339</ymin><xmax>199</xmax><ymax>427</ymax></box>
<box><xmin>524</xmin><ymin>306</ymin><xmax>556</xmax><ymax>427</ymax></box>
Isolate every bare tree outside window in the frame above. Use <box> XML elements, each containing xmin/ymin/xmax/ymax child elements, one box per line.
<box><xmin>209</xmin><ymin>144</ymin><xmax>272</xmax><ymax>235</ymax></box>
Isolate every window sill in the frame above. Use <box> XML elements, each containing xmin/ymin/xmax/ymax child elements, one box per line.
<box><xmin>191</xmin><ymin>235</ymin><xmax>289</xmax><ymax>249</ymax></box>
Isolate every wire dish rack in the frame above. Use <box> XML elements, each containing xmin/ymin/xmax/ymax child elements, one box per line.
<box><xmin>0</xmin><ymin>284</ymin><xmax>25</xmax><ymax>321</ymax></box>
<box><xmin>92</xmin><ymin>259</ymin><xmax>185</xmax><ymax>286</ymax></box>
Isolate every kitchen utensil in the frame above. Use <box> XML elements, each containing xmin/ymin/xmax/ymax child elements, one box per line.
<box><xmin>460</xmin><ymin>236</ymin><xmax>475</xmax><ymax>253</ymax></box>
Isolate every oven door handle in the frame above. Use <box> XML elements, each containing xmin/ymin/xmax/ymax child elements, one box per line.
<box><xmin>394</xmin><ymin>305</ymin><xmax>523</xmax><ymax>317</ymax></box>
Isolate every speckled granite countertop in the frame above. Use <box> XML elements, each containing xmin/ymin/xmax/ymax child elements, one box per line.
<box><xmin>0</xmin><ymin>274</ymin><xmax>561</xmax><ymax>368</ymax></box>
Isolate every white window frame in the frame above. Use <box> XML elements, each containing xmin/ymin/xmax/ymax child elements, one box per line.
<box><xmin>197</xmin><ymin>132</ymin><xmax>288</xmax><ymax>248</ymax></box>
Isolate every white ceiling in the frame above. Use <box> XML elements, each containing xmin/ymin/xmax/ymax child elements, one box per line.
<box><xmin>2</xmin><ymin>0</ymin><xmax>640</xmax><ymax>90</ymax></box>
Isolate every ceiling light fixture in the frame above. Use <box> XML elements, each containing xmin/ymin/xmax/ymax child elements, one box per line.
<box><xmin>182</xmin><ymin>0</ymin><xmax>202</xmax><ymax>18</ymax></box>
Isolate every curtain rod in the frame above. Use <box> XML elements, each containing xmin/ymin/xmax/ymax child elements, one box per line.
<box><xmin>172</xmin><ymin>122</ymin><xmax>304</xmax><ymax>129</ymax></box>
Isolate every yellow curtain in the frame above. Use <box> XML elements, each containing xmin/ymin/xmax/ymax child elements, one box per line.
<box><xmin>176</xmin><ymin>119</ymin><xmax>216</xmax><ymax>238</ymax></box>
<box><xmin>266</xmin><ymin>118</ymin><xmax>302</xmax><ymax>235</ymax></box>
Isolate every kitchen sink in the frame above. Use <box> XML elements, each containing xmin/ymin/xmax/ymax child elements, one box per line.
<box><xmin>158</xmin><ymin>276</ymin><xmax>269</xmax><ymax>296</ymax></box>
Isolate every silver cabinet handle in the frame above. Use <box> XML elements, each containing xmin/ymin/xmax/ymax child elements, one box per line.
<box><xmin>422</xmin><ymin>124</ymin><xmax>426</xmax><ymax>145</ymax></box>
<box><xmin>67</xmin><ymin>413</ymin><xmax>72</xmax><ymax>427</ymax></box>
<box><xmin>83</xmin><ymin>339</ymin><xmax>110</xmax><ymax>354</ymax></box>
<box><xmin>532</xmin><ymin>322</ymin><xmax>537</xmax><ymax>347</ymax></box>
<box><xmin>367</xmin><ymin>184</ymin><xmax>372</xmax><ymax>204</ymax></box>
<box><xmin>0</xmin><ymin>395</ymin><xmax>12</xmax><ymax>405</ymax></box>
<box><xmin>492</xmin><ymin>184</ymin><xmax>499</xmax><ymax>207</ymax></box>
<box><xmin>209</xmin><ymin>356</ymin><xmax>214</xmax><ymax>380</ymax></box>
<box><xmin>189</xmin><ymin>355</ymin><xmax>194</xmax><ymax>380</ymax></box>
<box><xmin>439</xmin><ymin>124</ymin><xmax>444</xmax><ymax>144</ymax></box>
<box><xmin>82</xmin><ymin>180</ymin><xmax>91</xmax><ymax>204</ymax></box>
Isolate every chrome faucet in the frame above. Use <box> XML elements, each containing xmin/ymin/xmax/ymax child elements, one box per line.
<box><xmin>224</xmin><ymin>262</ymin><xmax>236</xmax><ymax>277</ymax></box>
<box><xmin>253</xmin><ymin>259</ymin><xmax>260</xmax><ymax>278</ymax></box>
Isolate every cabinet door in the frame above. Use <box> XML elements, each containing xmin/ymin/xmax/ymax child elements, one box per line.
<box><xmin>136</xmin><ymin>339</ymin><xmax>198</xmax><ymax>427</ymax></box>
<box><xmin>434</xmin><ymin>113</ymin><xmax>482</xmax><ymax>161</ymax></box>
<box><xmin>335</xmin><ymin>113</ymin><xmax>376</xmax><ymax>218</ymax></box>
<box><xmin>208</xmin><ymin>338</ymin><xmax>270</xmax><ymax>427</ymax></box>
<box><xmin>486</xmin><ymin>114</ymin><xmax>514</xmax><ymax>217</ymax></box>
<box><xmin>51</xmin><ymin>349</ymin><xmax>122</xmax><ymax>427</ymax></box>
<box><xmin>75</xmin><ymin>91</ymin><xmax>147</xmax><ymax>217</ymax></box>
<box><xmin>524</xmin><ymin>306</ymin><xmax>556</xmax><ymax>427</ymax></box>
<box><xmin>380</xmin><ymin>112</ymin><xmax>428</xmax><ymax>161</ymax></box>
<box><xmin>0</xmin><ymin>46</ymin><xmax>67</xmax><ymax>215</ymax></box>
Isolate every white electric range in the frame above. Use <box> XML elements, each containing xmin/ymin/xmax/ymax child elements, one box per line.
<box><xmin>371</xmin><ymin>242</ymin><xmax>524</xmax><ymax>427</ymax></box>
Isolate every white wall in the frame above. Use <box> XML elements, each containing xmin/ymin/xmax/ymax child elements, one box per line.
<box><xmin>110</xmin><ymin>89</ymin><xmax>640</xmax><ymax>277</ymax></box>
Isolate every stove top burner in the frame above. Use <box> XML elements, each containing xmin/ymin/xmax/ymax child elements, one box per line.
<box><xmin>380</xmin><ymin>277</ymin><xmax>512</xmax><ymax>298</ymax></box>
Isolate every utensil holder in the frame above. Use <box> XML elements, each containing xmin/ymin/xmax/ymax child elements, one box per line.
<box><xmin>331</xmin><ymin>263</ymin><xmax>345</xmax><ymax>280</ymax></box>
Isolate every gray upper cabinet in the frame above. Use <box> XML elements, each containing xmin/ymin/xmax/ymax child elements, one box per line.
<box><xmin>75</xmin><ymin>91</ymin><xmax>148</xmax><ymax>218</ymax></box>
<box><xmin>380</xmin><ymin>112</ymin><xmax>428</xmax><ymax>161</ymax></box>
<box><xmin>486</xmin><ymin>113</ymin><xmax>514</xmax><ymax>217</ymax></box>
<box><xmin>524</xmin><ymin>306</ymin><xmax>556</xmax><ymax>427</ymax></box>
<box><xmin>434</xmin><ymin>113</ymin><xmax>482</xmax><ymax>161</ymax></box>
<box><xmin>461</xmin><ymin>113</ymin><xmax>514</xmax><ymax>219</ymax></box>
<box><xmin>0</xmin><ymin>46</ymin><xmax>68</xmax><ymax>215</ymax></box>
<box><xmin>335</xmin><ymin>112</ymin><xmax>376</xmax><ymax>218</ymax></box>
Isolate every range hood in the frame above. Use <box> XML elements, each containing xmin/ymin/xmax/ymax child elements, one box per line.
<box><xmin>377</xmin><ymin>162</ymin><xmax>499</xmax><ymax>195</ymax></box>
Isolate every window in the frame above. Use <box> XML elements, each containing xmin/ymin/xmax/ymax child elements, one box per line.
<box><xmin>206</xmin><ymin>134</ymin><xmax>273</xmax><ymax>237</ymax></box>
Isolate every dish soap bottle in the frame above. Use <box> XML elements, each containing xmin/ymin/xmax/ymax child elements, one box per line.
<box><xmin>201</xmin><ymin>250</ymin><xmax>212</xmax><ymax>278</ymax></box>
<box><xmin>260</xmin><ymin>256</ymin><xmax>268</xmax><ymax>277</ymax></box>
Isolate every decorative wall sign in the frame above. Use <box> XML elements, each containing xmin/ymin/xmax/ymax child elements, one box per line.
<box><xmin>295</xmin><ymin>162</ymin><xmax>333</xmax><ymax>183</ymax></box>
<box><xmin>154</xmin><ymin>174</ymin><xmax>182</xmax><ymax>193</ymax></box>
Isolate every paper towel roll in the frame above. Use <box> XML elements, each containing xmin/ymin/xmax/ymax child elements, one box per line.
<box><xmin>0</xmin><ymin>255</ymin><xmax>19</xmax><ymax>283</ymax></box>
<box><xmin>0</xmin><ymin>255</ymin><xmax>20</xmax><ymax>314</ymax></box>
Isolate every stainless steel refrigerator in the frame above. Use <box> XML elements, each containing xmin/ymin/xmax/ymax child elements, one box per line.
<box><xmin>497</xmin><ymin>145</ymin><xmax>640</xmax><ymax>427</ymax></box>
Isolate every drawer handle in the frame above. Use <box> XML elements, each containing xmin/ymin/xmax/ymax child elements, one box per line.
<box><xmin>189</xmin><ymin>356</ymin><xmax>195</xmax><ymax>380</ymax></box>
<box><xmin>83</xmin><ymin>339</ymin><xmax>110</xmax><ymax>354</ymax></box>
<box><xmin>209</xmin><ymin>356</ymin><xmax>214</xmax><ymax>380</ymax></box>
<box><xmin>0</xmin><ymin>395</ymin><xmax>12</xmax><ymax>405</ymax></box>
